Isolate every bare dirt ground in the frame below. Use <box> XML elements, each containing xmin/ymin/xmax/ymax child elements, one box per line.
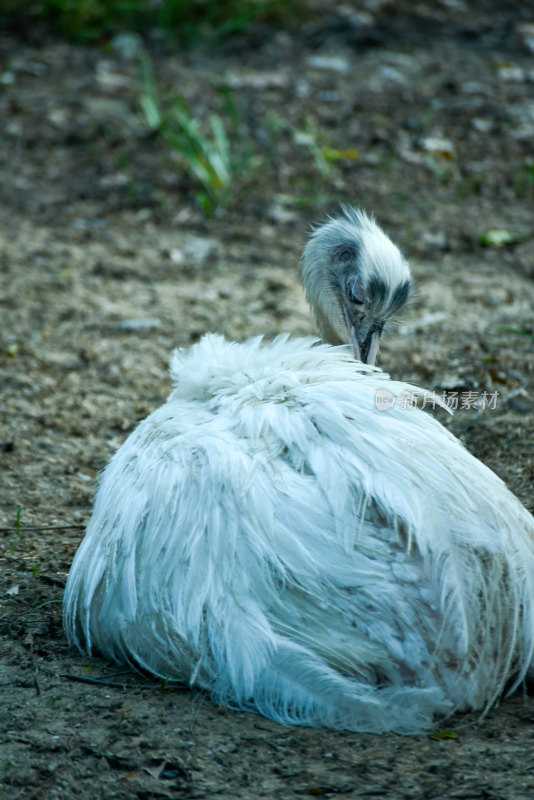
<box><xmin>1</xmin><ymin>2</ymin><xmax>534</xmax><ymax>797</ymax></box>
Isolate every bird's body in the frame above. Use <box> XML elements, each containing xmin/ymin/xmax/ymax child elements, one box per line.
<box><xmin>64</xmin><ymin>209</ymin><xmax>534</xmax><ymax>733</ymax></box>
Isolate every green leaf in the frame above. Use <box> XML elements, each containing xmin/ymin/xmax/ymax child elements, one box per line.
<box><xmin>480</xmin><ymin>229</ymin><xmax>520</xmax><ymax>247</ymax></box>
<box><xmin>498</xmin><ymin>326</ymin><xmax>533</xmax><ymax>338</ymax></box>
<box><xmin>136</xmin><ymin>47</ymin><xmax>162</xmax><ymax>131</ymax></box>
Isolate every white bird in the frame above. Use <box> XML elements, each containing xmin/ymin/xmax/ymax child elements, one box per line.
<box><xmin>63</xmin><ymin>207</ymin><xmax>534</xmax><ymax>734</ymax></box>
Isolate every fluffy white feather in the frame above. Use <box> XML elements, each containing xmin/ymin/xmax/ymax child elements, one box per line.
<box><xmin>64</xmin><ymin>334</ymin><xmax>534</xmax><ymax>734</ymax></box>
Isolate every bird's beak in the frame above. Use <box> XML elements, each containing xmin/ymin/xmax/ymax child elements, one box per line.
<box><xmin>346</xmin><ymin>315</ymin><xmax>383</xmax><ymax>366</ymax></box>
<box><xmin>349</xmin><ymin>327</ymin><xmax>380</xmax><ymax>365</ymax></box>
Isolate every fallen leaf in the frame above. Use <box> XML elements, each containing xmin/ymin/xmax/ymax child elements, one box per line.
<box><xmin>431</xmin><ymin>730</ymin><xmax>458</xmax><ymax>739</ymax></box>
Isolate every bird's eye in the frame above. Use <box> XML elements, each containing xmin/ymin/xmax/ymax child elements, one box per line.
<box><xmin>336</xmin><ymin>245</ymin><xmax>357</xmax><ymax>263</ymax></box>
<box><xmin>345</xmin><ymin>280</ymin><xmax>365</xmax><ymax>305</ymax></box>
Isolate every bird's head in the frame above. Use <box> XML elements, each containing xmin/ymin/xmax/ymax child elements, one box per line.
<box><xmin>301</xmin><ymin>206</ymin><xmax>412</xmax><ymax>365</ymax></box>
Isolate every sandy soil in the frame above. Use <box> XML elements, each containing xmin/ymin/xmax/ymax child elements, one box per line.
<box><xmin>1</xmin><ymin>2</ymin><xmax>534</xmax><ymax>797</ymax></box>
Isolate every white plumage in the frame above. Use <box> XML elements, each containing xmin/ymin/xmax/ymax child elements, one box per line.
<box><xmin>63</xmin><ymin>209</ymin><xmax>534</xmax><ymax>734</ymax></box>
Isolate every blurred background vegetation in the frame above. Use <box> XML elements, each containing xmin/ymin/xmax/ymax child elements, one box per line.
<box><xmin>0</xmin><ymin>0</ymin><xmax>312</xmax><ymax>42</ymax></box>
<box><xmin>0</xmin><ymin>0</ymin><xmax>326</xmax><ymax>213</ymax></box>
<box><xmin>2</xmin><ymin>1</ymin><xmax>532</xmax><ymax>219</ymax></box>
